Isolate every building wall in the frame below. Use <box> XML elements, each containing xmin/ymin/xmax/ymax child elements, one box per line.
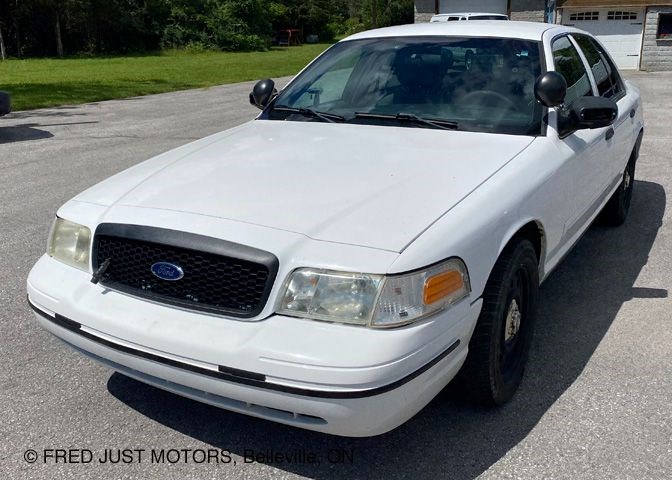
<box><xmin>558</xmin><ymin>0</ymin><xmax>670</xmax><ymax>7</ymax></box>
<box><xmin>415</xmin><ymin>0</ymin><xmax>436</xmax><ymax>22</ymax></box>
<box><xmin>438</xmin><ymin>0</ymin><xmax>508</xmax><ymax>14</ymax></box>
<box><xmin>415</xmin><ymin>11</ymin><xmax>435</xmax><ymax>22</ymax></box>
<box><xmin>414</xmin><ymin>0</ymin><xmax>546</xmax><ymax>22</ymax></box>
<box><xmin>642</xmin><ymin>7</ymin><xmax>672</xmax><ymax>71</ymax></box>
<box><xmin>509</xmin><ymin>0</ymin><xmax>546</xmax><ymax>22</ymax></box>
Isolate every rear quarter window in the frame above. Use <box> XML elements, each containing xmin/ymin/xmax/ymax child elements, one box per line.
<box><xmin>572</xmin><ymin>34</ymin><xmax>624</xmax><ymax>99</ymax></box>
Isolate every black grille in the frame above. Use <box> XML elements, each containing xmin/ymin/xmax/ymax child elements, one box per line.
<box><xmin>93</xmin><ymin>224</ymin><xmax>278</xmax><ymax>317</ymax></box>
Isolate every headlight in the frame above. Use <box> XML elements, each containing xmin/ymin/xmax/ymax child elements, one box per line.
<box><xmin>278</xmin><ymin>259</ymin><xmax>470</xmax><ymax>328</ymax></box>
<box><xmin>279</xmin><ymin>269</ymin><xmax>384</xmax><ymax>325</ymax></box>
<box><xmin>47</xmin><ymin>217</ymin><xmax>91</xmax><ymax>272</ymax></box>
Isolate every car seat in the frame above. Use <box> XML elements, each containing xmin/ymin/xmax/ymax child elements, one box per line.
<box><xmin>391</xmin><ymin>49</ymin><xmax>451</xmax><ymax>105</ymax></box>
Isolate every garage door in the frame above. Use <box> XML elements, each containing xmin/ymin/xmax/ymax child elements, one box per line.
<box><xmin>440</xmin><ymin>0</ymin><xmax>507</xmax><ymax>15</ymax></box>
<box><xmin>562</xmin><ymin>9</ymin><xmax>644</xmax><ymax>70</ymax></box>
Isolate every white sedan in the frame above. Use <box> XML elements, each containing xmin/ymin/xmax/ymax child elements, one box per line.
<box><xmin>28</xmin><ymin>21</ymin><xmax>644</xmax><ymax>437</ymax></box>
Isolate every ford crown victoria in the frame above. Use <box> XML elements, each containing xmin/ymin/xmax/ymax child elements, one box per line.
<box><xmin>28</xmin><ymin>22</ymin><xmax>644</xmax><ymax>437</ymax></box>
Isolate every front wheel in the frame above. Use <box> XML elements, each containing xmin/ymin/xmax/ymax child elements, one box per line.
<box><xmin>454</xmin><ymin>239</ymin><xmax>539</xmax><ymax>405</ymax></box>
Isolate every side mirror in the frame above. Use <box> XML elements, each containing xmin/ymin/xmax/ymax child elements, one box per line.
<box><xmin>249</xmin><ymin>79</ymin><xmax>277</xmax><ymax>110</ymax></box>
<box><xmin>0</xmin><ymin>91</ymin><xmax>11</xmax><ymax>116</ymax></box>
<box><xmin>534</xmin><ymin>72</ymin><xmax>567</xmax><ymax>107</ymax></box>
<box><xmin>568</xmin><ymin>96</ymin><xmax>618</xmax><ymax>129</ymax></box>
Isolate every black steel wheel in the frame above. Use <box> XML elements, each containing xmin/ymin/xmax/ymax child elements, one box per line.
<box><xmin>454</xmin><ymin>238</ymin><xmax>539</xmax><ymax>405</ymax></box>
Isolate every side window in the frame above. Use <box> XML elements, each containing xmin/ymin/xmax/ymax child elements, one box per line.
<box><xmin>595</xmin><ymin>41</ymin><xmax>625</xmax><ymax>99</ymax></box>
<box><xmin>658</xmin><ymin>13</ymin><xmax>672</xmax><ymax>39</ymax></box>
<box><xmin>573</xmin><ymin>35</ymin><xmax>624</xmax><ymax>99</ymax></box>
<box><xmin>551</xmin><ymin>36</ymin><xmax>592</xmax><ymax>105</ymax></box>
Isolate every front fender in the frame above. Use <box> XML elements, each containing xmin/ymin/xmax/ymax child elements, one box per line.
<box><xmin>389</xmin><ymin>138</ymin><xmax>560</xmax><ymax>301</ymax></box>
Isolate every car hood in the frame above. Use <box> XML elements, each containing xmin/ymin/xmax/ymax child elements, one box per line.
<box><xmin>75</xmin><ymin>120</ymin><xmax>535</xmax><ymax>252</ymax></box>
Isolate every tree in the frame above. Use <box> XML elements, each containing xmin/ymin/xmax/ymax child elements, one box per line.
<box><xmin>267</xmin><ymin>0</ymin><xmax>349</xmax><ymax>41</ymax></box>
<box><xmin>361</xmin><ymin>0</ymin><xmax>414</xmax><ymax>29</ymax></box>
<box><xmin>32</xmin><ymin>0</ymin><xmax>68</xmax><ymax>57</ymax></box>
<box><xmin>0</xmin><ymin>19</ymin><xmax>6</xmax><ymax>59</ymax></box>
<box><xmin>209</xmin><ymin>0</ymin><xmax>272</xmax><ymax>50</ymax></box>
<box><xmin>0</xmin><ymin>0</ymin><xmax>413</xmax><ymax>57</ymax></box>
<box><xmin>55</xmin><ymin>10</ymin><xmax>63</xmax><ymax>57</ymax></box>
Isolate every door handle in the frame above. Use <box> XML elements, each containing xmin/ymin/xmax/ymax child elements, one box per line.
<box><xmin>605</xmin><ymin>127</ymin><xmax>615</xmax><ymax>141</ymax></box>
<box><xmin>630</xmin><ymin>108</ymin><xmax>636</xmax><ymax>118</ymax></box>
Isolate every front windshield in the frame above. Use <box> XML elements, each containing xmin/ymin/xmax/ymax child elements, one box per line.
<box><xmin>268</xmin><ymin>36</ymin><xmax>544</xmax><ymax>136</ymax></box>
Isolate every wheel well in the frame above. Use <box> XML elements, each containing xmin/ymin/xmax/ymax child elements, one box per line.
<box><xmin>509</xmin><ymin>221</ymin><xmax>544</xmax><ymax>265</ymax></box>
<box><xmin>478</xmin><ymin>222</ymin><xmax>545</xmax><ymax>298</ymax></box>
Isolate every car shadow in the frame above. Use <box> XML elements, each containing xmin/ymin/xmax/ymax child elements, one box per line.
<box><xmin>0</xmin><ymin>124</ymin><xmax>54</xmax><ymax>144</ymax></box>
<box><xmin>5</xmin><ymin>106</ymin><xmax>88</xmax><ymax>119</ymax></box>
<box><xmin>0</xmin><ymin>121</ymin><xmax>100</xmax><ymax>144</ymax></box>
<box><xmin>107</xmin><ymin>179</ymin><xmax>665</xmax><ymax>480</ymax></box>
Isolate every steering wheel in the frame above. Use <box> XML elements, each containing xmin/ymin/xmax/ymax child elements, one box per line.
<box><xmin>456</xmin><ymin>90</ymin><xmax>521</xmax><ymax>113</ymax></box>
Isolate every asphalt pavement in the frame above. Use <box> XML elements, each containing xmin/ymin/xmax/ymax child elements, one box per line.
<box><xmin>1</xmin><ymin>72</ymin><xmax>671</xmax><ymax>480</ymax></box>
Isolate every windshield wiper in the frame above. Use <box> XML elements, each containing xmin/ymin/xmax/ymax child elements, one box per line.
<box><xmin>353</xmin><ymin>112</ymin><xmax>458</xmax><ymax>130</ymax></box>
<box><xmin>273</xmin><ymin>105</ymin><xmax>345</xmax><ymax>123</ymax></box>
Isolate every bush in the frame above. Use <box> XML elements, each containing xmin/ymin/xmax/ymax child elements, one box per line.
<box><xmin>218</xmin><ymin>33</ymin><xmax>269</xmax><ymax>51</ymax></box>
<box><xmin>208</xmin><ymin>0</ymin><xmax>271</xmax><ymax>51</ymax></box>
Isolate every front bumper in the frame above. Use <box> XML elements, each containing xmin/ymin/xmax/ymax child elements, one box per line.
<box><xmin>28</xmin><ymin>254</ymin><xmax>481</xmax><ymax>437</ymax></box>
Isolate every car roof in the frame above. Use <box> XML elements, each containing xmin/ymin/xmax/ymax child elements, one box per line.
<box><xmin>432</xmin><ymin>13</ymin><xmax>508</xmax><ymax>17</ymax></box>
<box><xmin>343</xmin><ymin>21</ymin><xmax>566</xmax><ymax>42</ymax></box>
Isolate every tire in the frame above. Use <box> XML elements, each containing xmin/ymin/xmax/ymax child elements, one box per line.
<box><xmin>454</xmin><ymin>239</ymin><xmax>539</xmax><ymax>405</ymax></box>
<box><xmin>600</xmin><ymin>149</ymin><xmax>637</xmax><ymax>226</ymax></box>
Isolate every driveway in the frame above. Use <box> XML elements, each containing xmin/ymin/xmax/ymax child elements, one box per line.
<box><xmin>1</xmin><ymin>72</ymin><xmax>670</xmax><ymax>480</ymax></box>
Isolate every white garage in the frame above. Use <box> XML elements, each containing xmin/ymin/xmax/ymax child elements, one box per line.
<box><xmin>562</xmin><ymin>8</ymin><xmax>645</xmax><ymax>69</ymax></box>
<box><xmin>439</xmin><ymin>0</ymin><xmax>508</xmax><ymax>15</ymax></box>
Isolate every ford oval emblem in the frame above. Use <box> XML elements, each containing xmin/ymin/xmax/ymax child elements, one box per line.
<box><xmin>151</xmin><ymin>262</ymin><xmax>184</xmax><ymax>281</ymax></box>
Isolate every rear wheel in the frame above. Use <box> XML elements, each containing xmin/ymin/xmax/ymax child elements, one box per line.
<box><xmin>454</xmin><ymin>239</ymin><xmax>539</xmax><ymax>405</ymax></box>
<box><xmin>600</xmin><ymin>150</ymin><xmax>637</xmax><ymax>226</ymax></box>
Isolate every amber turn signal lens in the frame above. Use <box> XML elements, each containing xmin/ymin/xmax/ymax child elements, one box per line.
<box><xmin>423</xmin><ymin>270</ymin><xmax>464</xmax><ymax>305</ymax></box>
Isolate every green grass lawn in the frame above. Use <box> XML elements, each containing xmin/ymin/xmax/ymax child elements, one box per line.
<box><xmin>0</xmin><ymin>44</ymin><xmax>331</xmax><ymax>111</ymax></box>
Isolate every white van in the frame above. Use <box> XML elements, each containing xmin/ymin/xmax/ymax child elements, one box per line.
<box><xmin>430</xmin><ymin>12</ymin><xmax>509</xmax><ymax>22</ymax></box>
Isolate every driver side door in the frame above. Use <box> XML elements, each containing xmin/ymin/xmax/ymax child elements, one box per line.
<box><xmin>551</xmin><ymin>35</ymin><xmax>612</xmax><ymax>240</ymax></box>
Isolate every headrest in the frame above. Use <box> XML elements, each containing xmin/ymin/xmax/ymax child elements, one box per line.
<box><xmin>393</xmin><ymin>48</ymin><xmax>450</xmax><ymax>88</ymax></box>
